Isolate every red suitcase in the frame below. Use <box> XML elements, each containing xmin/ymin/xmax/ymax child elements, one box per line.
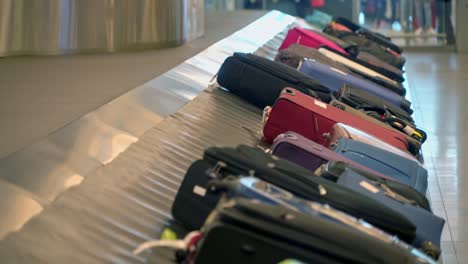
<box><xmin>263</xmin><ymin>88</ymin><xmax>409</xmax><ymax>152</ymax></box>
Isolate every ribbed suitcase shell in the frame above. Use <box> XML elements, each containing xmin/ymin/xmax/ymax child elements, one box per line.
<box><xmin>332</xmin><ymin>138</ymin><xmax>428</xmax><ymax>194</ymax></box>
<box><xmin>262</xmin><ymin>88</ymin><xmax>410</xmax><ymax>152</ymax></box>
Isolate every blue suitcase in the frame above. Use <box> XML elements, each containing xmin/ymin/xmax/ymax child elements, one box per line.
<box><xmin>299</xmin><ymin>59</ymin><xmax>411</xmax><ymax>112</ymax></box>
<box><xmin>336</xmin><ymin>169</ymin><xmax>445</xmax><ymax>259</ymax></box>
<box><xmin>331</xmin><ymin>138</ymin><xmax>428</xmax><ymax>194</ymax></box>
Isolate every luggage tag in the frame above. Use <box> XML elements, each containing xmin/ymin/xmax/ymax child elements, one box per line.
<box><xmin>262</xmin><ymin>106</ymin><xmax>272</xmax><ymax>126</ymax></box>
<box><xmin>133</xmin><ymin>229</ymin><xmax>203</xmax><ymax>262</ymax></box>
<box><xmin>206</xmin><ymin>73</ymin><xmax>220</xmax><ymax>91</ymax></box>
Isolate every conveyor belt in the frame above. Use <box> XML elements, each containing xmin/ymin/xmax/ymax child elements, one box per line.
<box><xmin>0</xmin><ymin>12</ymin><xmax>296</xmax><ymax>263</ymax></box>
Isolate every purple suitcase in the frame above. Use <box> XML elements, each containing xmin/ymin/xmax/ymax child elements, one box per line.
<box><xmin>270</xmin><ymin>131</ymin><xmax>396</xmax><ymax>182</ymax></box>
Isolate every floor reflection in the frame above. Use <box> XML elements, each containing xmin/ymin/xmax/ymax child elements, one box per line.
<box><xmin>406</xmin><ymin>52</ymin><xmax>468</xmax><ymax>263</ymax></box>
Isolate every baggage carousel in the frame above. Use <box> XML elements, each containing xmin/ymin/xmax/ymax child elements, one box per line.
<box><xmin>0</xmin><ymin>11</ymin><xmax>301</xmax><ymax>263</ymax></box>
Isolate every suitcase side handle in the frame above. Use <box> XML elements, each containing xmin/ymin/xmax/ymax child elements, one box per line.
<box><xmin>281</xmin><ymin>88</ymin><xmax>296</xmax><ymax>96</ymax></box>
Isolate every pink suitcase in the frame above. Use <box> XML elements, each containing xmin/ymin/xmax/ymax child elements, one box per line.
<box><xmin>279</xmin><ymin>27</ymin><xmax>348</xmax><ymax>54</ymax></box>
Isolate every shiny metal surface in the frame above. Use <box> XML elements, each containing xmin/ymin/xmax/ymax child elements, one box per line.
<box><xmin>0</xmin><ymin>11</ymin><xmax>296</xmax><ymax>263</ymax></box>
<box><xmin>0</xmin><ymin>0</ymin><xmax>204</xmax><ymax>57</ymax></box>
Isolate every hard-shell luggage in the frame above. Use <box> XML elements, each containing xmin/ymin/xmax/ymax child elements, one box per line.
<box><xmin>328</xmin><ymin>97</ymin><xmax>422</xmax><ymax>156</ymax></box>
<box><xmin>318</xmin><ymin>161</ymin><xmax>431</xmax><ymax>211</ymax></box>
<box><xmin>335</xmin><ymin>169</ymin><xmax>444</xmax><ymax>259</ymax></box>
<box><xmin>275</xmin><ymin>44</ymin><xmax>353</xmax><ymax>74</ymax></box>
<box><xmin>331</xmin><ymin>138</ymin><xmax>428</xmax><ymax>194</ymax></box>
<box><xmin>317</xmin><ymin>47</ymin><xmax>406</xmax><ymax>96</ymax></box>
<box><xmin>332</xmin><ymin>17</ymin><xmax>403</xmax><ymax>54</ymax></box>
<box><xmin>171</xmin><ymin>145</ymin><xmax>417</xmax><ymax>241</ymax></box>
<box><xmin>298</xmin><ymin>59</ymin><xmax>411</xmax><ymax>112</ymax></box>
<box><xmin>279</xmin><ymin>26</ymin><xmax>348</xmax><ymax>54</ymax></box>
<box><xmin>193</xmin><ymin>198</ymin><xmax>436</xmax><ymax>264</ymax></box>
<box><xmin>324</xmin><ymin>123</ymin><xmax>420</xmax><ymax>163</ymax></box>
<box><xmin>216</xmin><ymin>52</ymin><xmax>331</xmax><ymax>108</ymax></box>
<box><xmin>262</xmin><ymin>88</ymin><xmax>411</xmax><ymax>153</ymax></box>
<box><xmin>270</xmin><ymin>131</ymin><xmax>395</xmax><ymax>181</ymax></box>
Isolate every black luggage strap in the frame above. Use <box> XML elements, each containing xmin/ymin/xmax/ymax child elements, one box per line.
<box><xmin>354</xmin><ymin>104</ymin><xmax>427</xmax><ymax>143</ymax></box>
<box><xmin>385</xmin><ymin>117</ymin><xmax>427</xmax><ymax>143</ymax></box>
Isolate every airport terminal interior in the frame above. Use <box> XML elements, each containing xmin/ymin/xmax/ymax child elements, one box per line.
<box><xmin>0</xmin><ymin>0</ymin><xmax>467</xmax><ymax>263</ymax></box>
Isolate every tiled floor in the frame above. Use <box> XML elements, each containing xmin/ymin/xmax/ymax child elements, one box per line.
<box><xmin>405</xmin><ymin>51</ymin><xmax>468</xmax><ymax>264</ymax></box>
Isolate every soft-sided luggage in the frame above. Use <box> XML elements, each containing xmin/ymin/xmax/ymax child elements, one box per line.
<box><xmin>333</xmin><ymin>17</ymin><xmax>403</xmax><ymax>54</ymax></box>
<box><xmin>298</xmin><ymin>59</ymin><xmax>411</xmax><ymax>112</ymax></box>
<box><xmin>318</xmin><ymin>161</ymin><xmax>431</xmax><ymax>211</ymax></box>
<box><xmin>275</xmin><ymin>44</ymin><xmax>353</xmax><ymax>74</ymax></box>
<box><xmin>332</xmin><ymin>168</ymin><xmax>444</xmax><ymax>259</ymax></box>
<box><xmin>262</xmin><ymin>88</ymin><xmax>411</xmax><ymax>153</ymax></box>
<box><xmin>356</xmin><ymin>50</ymin><xmax>405</xmax><ymax>82</ymax></box>
<box><xmin>317</xmin><ymin>47</ymin><xmax>406</xmax><ymax>95</ymax></box>
<box><xmin>336</xmin><ymin>85</ymin><xmax>427</xmax><ymax>143</ymax></box>
<box><xmin>193</xmin><ymin>198</ymin><xmax>436</xmax><ymax>264</ymax></box>
<box><xmin>331</xmin><ymin>138</ymin><xmax>428</xmax><ymax>194</ymax></box>
<box><xmin>324</xmin><ymin>123</ymin><xmax>420</xmax><ymax>163</ymax></box>
<box><xmin>216</xmin><ymin>52</ymin><xmax>331</xmax><ymax>108</ymax></box>
<box><xmin>171</xmin><ymin>145</ymin><xmax>417</xmax><ymax>241</ymax></box>
<box><xmin>328</xmin><ymin>97</ymin><xmax>422</xmax><ymax>156</ymax></box>
<box><xmin>270</xmin><ymin>131</ymin><xmax>396</xmax><ymax>182</ymax></box>
<box><xmin>325</xmin><ymin>27</ymin><xmax>406</xmax><ymax>69</ymax></box>
<box><xmin>279</xmin><ymin>26</ymin><xmax>349</xmax><ymax>54</ymax></box>
<box><xmin>318</xmin><ymin>45</ymin><xmax>405</xmax><ymax>83</ymax></box>
<box><xmin>337</xmin><ymin>83</ymin><xmax>413</xmax><ymax>119</ymax></box>
<box><xmin>323</xmin><ymin>26</ymin><xmax>406</xmax><ymax>69</ymax></box>
<box><xmin>275</xmin><ymin>44</ymin><xmax>404</xmax><ymax>97</ymax></box>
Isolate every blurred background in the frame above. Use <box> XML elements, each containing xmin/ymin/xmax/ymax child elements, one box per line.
<box><xmin>205</xmin><ymin>0</ymin><xmax>457</xmax><ymax>47</ymax></box>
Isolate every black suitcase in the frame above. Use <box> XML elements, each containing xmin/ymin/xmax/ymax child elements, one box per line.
<box><xmin>216</xmin><ymin>53</ymin><xmax>331</xmax><ymax>108</ymax></box>
<box><xmin>324</xmin><ymin>27</ymin><xmax>406</xmax><ymax>69</ymax></box>
<box><xmin>337</xmin><ymin>83</ymin><xmax>413</xmax><ymax>119</ymax></box>
<box><xmin>333</xmin><ymin>16</ymin><xmax>403</xmax><ymax>54</ymax></box>
<box><xmin>193</xmin><ymin>198</ymin><xmax>436</xmax><ymax>264</ymax></box>
<box><xmin>318</xmin><ymin>161</ymin><xmax>431</xmax><ymax>211</ymax></box>
<box><xmin>317</xmin><ymin>162</ymin><xmax>444</xmax><ymax>259</ymax></box>
<box><xmin>171</xmin><ymin>145</ymin><xmax>417</xmax><ymax>242</ymax></box>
